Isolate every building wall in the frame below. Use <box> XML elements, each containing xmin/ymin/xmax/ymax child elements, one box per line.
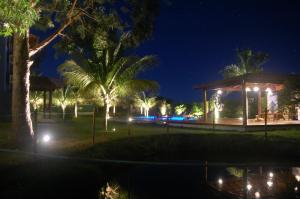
<box><xmin>0</xmin><ymin>37</ymin><xmax>12</xmax><ymax>121</ymax></box>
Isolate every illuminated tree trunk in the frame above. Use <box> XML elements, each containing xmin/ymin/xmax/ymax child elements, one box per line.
<box><xmin>12</xmin><ymin>32</ymin><xmax>34</xmax><ymax>146</ymax></box>
<box><xmin>140</xmin><ymin>106</ymin><xmax>143</xmax><ymax>115</ymax></box>
<box><xmin>74</xmin><ymin>102</ymin><xmax>78</xmax><ymax>118</ymax></box>
<box><xmin>62</xmin><ymin>105</ymin><xmax>66</xmax><ymax>121</ymax></box>
<box><xmin>105</xmin><ymin>103</ymin><xmax>109</xmax><ymax>131</ymax></box>
<box><xmin>113</xmin><ymin>105</ymin><xmax>116</xmax><ymax>116</ymax></box>
<box><xmin>145</xmin><ymin>108</ymin><xmax>149</xmax><ymax>117</ymax></box>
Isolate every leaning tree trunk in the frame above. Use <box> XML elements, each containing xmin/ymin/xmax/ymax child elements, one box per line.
<box><xmin>12</xmin><ymin>32</ymin><xmax>34</xmax><ymax>146</ymax></box>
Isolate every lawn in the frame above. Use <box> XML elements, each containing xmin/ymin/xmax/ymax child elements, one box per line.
<box><xmin>1</xmin><ymin>115</ymin><xmax>300</xmax><ymax>162</ymax></box>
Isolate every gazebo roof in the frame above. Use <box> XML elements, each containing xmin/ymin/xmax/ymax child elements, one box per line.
<box><xmin>30</xmin><ymin>76</ymin><xmax>64</xmax><ymax>91</ymax></box>
<box><xmin>194</xmin><ymin>73</ymin><xmax>300</xmax><ymax>91</ymax></box>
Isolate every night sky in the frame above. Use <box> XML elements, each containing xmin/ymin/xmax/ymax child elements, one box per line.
<box><xmin>40</xmin><ymin>0</ymin><xmax>300</xmax><ymax>103</ymax></box>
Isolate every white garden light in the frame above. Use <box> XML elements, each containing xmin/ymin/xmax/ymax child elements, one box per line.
<box><xmin>218</xmin><ymin>178</ymin><xmax>223</xmax><ymax>185</ymax></box>
<box><xmin>217</xmin><ymin>89</ymin><xmax>222</xmax><ymax>95</ymax></box>
<box><xmin>42</xmin><ymin>134</ymin><xmax>51</xmax><ymax>143</ymax></box>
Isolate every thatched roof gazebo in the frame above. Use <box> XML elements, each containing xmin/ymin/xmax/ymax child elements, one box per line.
<box><xmin>194</xmin><ymin>73</ymin><xmax>300</xmax><ymax>130</ymax></box>
<box><xmin>30</xmin><ymin>76</ymin><xmax>64</xmax><ymax>116</ymax></box>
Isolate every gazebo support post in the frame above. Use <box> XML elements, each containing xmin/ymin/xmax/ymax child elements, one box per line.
<box><xmin>258</xmin><ymin>90</ymin><xmax>262</xmax><ymax>116</ymax></box>
<box><xmin>241</xmin><ymin>80</ymin><xmax>248</xmax><ymax>127</ymax></box>
<box><xmin>203</xmin><ymin>88</ymin><xmax>208</xmax><ymax>122</ymax></box>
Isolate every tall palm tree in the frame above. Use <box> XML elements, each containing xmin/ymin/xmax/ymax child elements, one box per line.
<box><xmin>53</xmin><ymin>86</ymin><xmax>75</xmax><ymax>121</ymax></box>
<box><xmin>221</xmin><ymin>49</ymin><xmax>269</xmax><ymax>78</ymax></box>
<box><xmin>59</xmin><ymin>37</ymin><xmax>158</xmax><ymax>131</ymax></box>
<box><xmin>134</xmin><ymin>92</ymin><xmax>157</xmax><ymax>117</ymax></box>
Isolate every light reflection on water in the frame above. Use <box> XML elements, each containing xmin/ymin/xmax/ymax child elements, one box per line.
<box><xmin>105</xmin><ymin>164</ymin><xmax>300</xmax><ymax>199</ymax></box>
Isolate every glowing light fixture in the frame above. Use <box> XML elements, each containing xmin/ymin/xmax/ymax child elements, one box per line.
<box><xmin>295</xmin><ymin>186</ymin><xmax>298</xmax><ymax>192</ymax></box>
<box><xmin>255</xmin><ymin>191</ymin><xmax>260</xmax><ymax>198</ymax></box>
<box><xmin>269</xmin><ymin>172</ymin><xmax>274</xmax><ymax>178</ymax></box>
<box><xmin>218</xmin><ymin>178</ymin><xmax>223</xmax><ymax>185</ymax></box>
<box><xmin>267</xmin><ymin>180</ymin><xmax>273</xmax><ymax>187</ymax></box>
<box><xmin>253</xmin><ymin>87</ymin><xmax>260</xmax><ymax>92</ymax></box>
<box><xmin>247</xmin><ymin>184</ymin><xmax>252</xmax><ymax>191</ymax></box>
<box><xmin>246</xmin><ymin>87</ymin><xmax>251</xmax><ymax>92</ymax></box>
<box><xmin>265</xmin><ymin>88</ymin><xmax>273</xmax><ymax>95</ymax></box>
<box><xmin>128</xmin><ymin>117</ymin><xmax>133</xmax><ymax>122</ymax></box>
<box><xmin>217</xmin><ymin>90</ymin><xmax>222</xmax><ymax>95</ymax></box>
<box><xmin>295</xmin><ymin>175</ymin><xmax>300</xmax><ymax>182</ymax></box>
<box><xmin>112</xmin><ymin>128</ymin><xmax>116</xmax><ymax>132</ymax></box>
<box><xmin>42</xmin><ymin>134</ymin><xmax>51</xmax><ymax>143</ymax></box>
<box><xmin>238</xmin><ymin>117</ymin><xmax>243</xmax><ymax>121</ymax></box>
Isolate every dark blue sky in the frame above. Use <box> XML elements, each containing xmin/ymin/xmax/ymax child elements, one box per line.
<box><xmin>40</xmin><ymin>0</ymin><xmax>300</xmax><ymax>103</ymax></box>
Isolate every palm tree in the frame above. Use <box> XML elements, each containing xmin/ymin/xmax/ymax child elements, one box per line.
<box><xmin>221</xmin><ymin>49</ymin><xmax>269</xmax><ymax>78</ymax></box>
<box><xmin>175</xmin><ymin>104</ymin><xmax>186</xmax><ymax>116</ymax></box>
<box><xmin>134</xmin><ymin>92</ymin><xmax>157</xmax><ymax>117</ymax></box>
<box><xmin>53</xmin><ymin>86</ymin><xmax>75</xmax><ymax>121</ymax></box>
<box><xmin>59</xmin><ymin>36</ymin><xmax>158</xmax><ymax>131</ymax></box>
<box><xmin>29</xmin><ymin>91</ymin><xmax>43</xmax><ymax>111</ymax></box>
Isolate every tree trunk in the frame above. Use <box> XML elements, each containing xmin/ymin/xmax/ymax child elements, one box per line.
<box><xmin>62</xmin><ymin>107</ymin><xmax>66</xmax><ymax>121</ymax></box>
<box><xmin>12</xmin><ymin>32</ymin><xmax>34</xmax><ymax>146</ymax></box>
<box><xmin>105</xmin><ymin>103</ymin><xmax>109</xmax><ymax>131</ymax></box>
<box><xmin>74</xmin><ymin>102</ymin><xmax>78</xmax><ymax>118</ymax></box>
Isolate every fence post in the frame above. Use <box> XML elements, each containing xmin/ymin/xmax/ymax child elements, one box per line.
<box><xmin>92</xmin><ymin>107</ymin><xmax>96</xmax><ymax>145</ymax></box>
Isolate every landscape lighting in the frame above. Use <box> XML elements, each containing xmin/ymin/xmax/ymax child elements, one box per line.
<box><xmin>295</xmin><ymin>175</ymin><xmax>300</xmax><ymax>182</ymax></box>
<box><xmin>255</xmin><ymin>191</ymin><xmax>260</xmax><ymax>198</ymax></box>
<box><xmin>267</xmin><ymin>180</ymin><xmax>273</xmax><ymax>187</ymax></box>
<box><xmin>42</xmin><ymin>134</ymin><xmax>51</xmax><ymax>143</ymax></box>
<box><xmin>218</xmin><ymin>178</ymin><xmax>223</xmax><ymax>185</ymax></box>
<box><xmin>253</xmin><ymin>87</ymin><xmax>260</xmax><ymax>92</ymax></box>
<box><xmin>217</xmin><ymin>90</ymin><xmax>222</xmax><ymax>95</ymax></box>
<box><xmin>128</xmin><ymin>117</ymin><xmax>133</xmax><ymax>122</ymax></box>
<box><xmin>246</xmin><ymin>87</ymin><xmax>251</xmax><ymax>92</ymax></box>
<box><xmin>247</xmin><ymin>184</ymin><xmax>252</xmax><ymax>191</ymax></box>
<box><xmin>269</xmin><ymin>172</ymin><xmax>274</xmax><ymax>178</ymax></box>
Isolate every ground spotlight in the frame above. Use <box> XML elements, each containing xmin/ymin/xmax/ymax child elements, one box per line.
<box><xmin>218</xmin><ymin>178</ymin><xmax>223</xmax><ymax>185</ymax></box>
<box><xmin>42</xmin><ymin>134</ymin><xmax>51</xmax><ymax>143</ymax></box>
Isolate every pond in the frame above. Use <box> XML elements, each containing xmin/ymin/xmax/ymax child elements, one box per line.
<box><xmin>1</xmin><ymin>153</ymin><xmax>299</xmax><ymax>199</ymax></box>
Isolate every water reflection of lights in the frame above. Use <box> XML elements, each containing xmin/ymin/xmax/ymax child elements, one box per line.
<box><xmin>255</xmin><ymin>191</ymin><xmax>260</xmax><ymax>198</ymax></box>
<box><xmin>247</xmin><ymin>184</ymin><xmax>252</xmax><ymax>191</ymax></box>
<box><xmin>267</xmin><ymin>180</ymin><xmax>273</xmax><ymax>187</ymax></box>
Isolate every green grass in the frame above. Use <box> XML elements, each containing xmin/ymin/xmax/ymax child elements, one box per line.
<box><xmin>1</xmin><ymin>115</ymin><xmax>300</xmax><ymax>162</ymax></box>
